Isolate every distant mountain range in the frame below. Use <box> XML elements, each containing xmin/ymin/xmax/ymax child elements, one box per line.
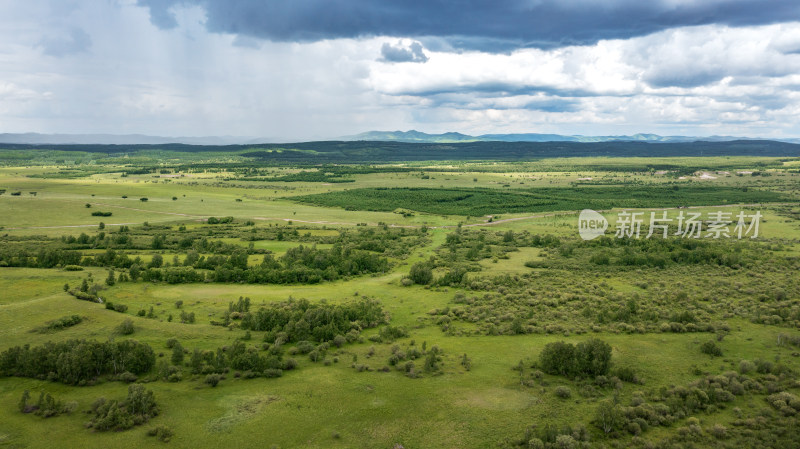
<box><xmin>1</xmin><ymin>130</ymin><xmax>799</xmax><ymax>145</ymax></box>
<box><xmin>344</xmin><ymin>130</ymin><xmax>800</xmax><ymax>144</ymax></box>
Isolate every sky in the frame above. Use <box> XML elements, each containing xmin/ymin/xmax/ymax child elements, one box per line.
<box><xmin>1</xmin><ymin>0</ymin><xmax>800</xmax><ymax>140</ymax></box>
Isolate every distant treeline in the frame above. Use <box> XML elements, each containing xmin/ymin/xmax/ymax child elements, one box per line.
<box><xmin>1</xmin><ymin>139</ymin><xmax>798</xmax><ymax>162</ymax></box>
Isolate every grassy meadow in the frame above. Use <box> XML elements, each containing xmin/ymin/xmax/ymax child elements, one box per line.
<box><xmin>0</xmin><ymin>150</ymin><xmax>799</xmax><ymax>448</ymax></box>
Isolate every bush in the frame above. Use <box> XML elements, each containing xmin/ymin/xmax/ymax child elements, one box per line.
<box><xmin>116</xmin><ymin>318</ymin><xmax>135</xmax><ymax>335</ymax></box>
<box><xmin>40</xmin><ymin>315</ymin><xmax>83</xmax><ymax>332</ymax></box>
<box><xmin>554</xmin><ymin>386</ymin><xmax>572</xmax><ymax>399</ymax></box>
<box><xmin>614</xmin><ymin>366</ymin><xmax>641</xmax><ymax>384</ymax></box>
<box><xmin>700</xmin><ymin>340</ymin><xmax>723</xmax><ymax>357</ymax></box>
<box><xmin>409</xmin><ymin>262</ymin><xmax>433</xmax><ymax>285</ymax></box>
<box><xmin>205</xmin><ymin>374</ymin><xmax>221</xmax><ymax>387</ymax></box>
<box><xmin>332</xmin><ymin>334</ymin><xmax>346</xmax><ymax>348</ymax></box>
<box><xmin>89</xmin><ymin>384</ymin><xmax>159</xmax><ymax>431</ymax></box>
<box><xmin>539</xmin><ymin>341</ymin><xmax>576</xmax><ymax>376</ymax></box>
<box><xmin>147</xmin><ymin>425</ymin><xmax>174</xmax><ymax>442</ymax></box>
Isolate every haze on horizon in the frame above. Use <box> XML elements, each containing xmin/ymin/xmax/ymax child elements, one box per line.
<box><xmin>1</xmin><ymin>0</ymin><xmax>800</xmax><ymax>141</ymax></box>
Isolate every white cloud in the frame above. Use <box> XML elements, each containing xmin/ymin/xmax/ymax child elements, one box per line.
<box><xmin>0</xmin><ymin>1</ymin><xmax>799</xmax><ymax>139</ymax></box>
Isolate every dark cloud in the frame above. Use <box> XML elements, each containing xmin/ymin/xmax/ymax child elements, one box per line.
<box><xmin>380</xmin><ymin>41</ymin><xmax>428</xmax><ymax>62</ymax></box>
<box><xmin>644</xmin><ymin>70</ymin><xmax>726</xmax><ymax>88</ymax></box>
<box><xmin>138</xmin><ymin>0</ymin><xmax>179</xmax><ymax>29</ymax></box>
<box><xmin>37</xmin><ymin>28</ymin><xmax>92</xmax><ymax>57</ymax></box>
<box><xmin>138</xmin><ymin>0</ymin><xmax>800</xmax><ymax>51</ymax></box>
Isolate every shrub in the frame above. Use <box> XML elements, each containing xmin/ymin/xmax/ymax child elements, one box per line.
<box><xmin>147</xmin><ymin>425</ymin><xmax>174</xmax><ymax>442</ymax></box>
<box><xmin>614</xmin><ymin>366</ymin><xmax>641</xmax><ymax>384</ymax></box>
<box><xmin>116</xmin><ymin>318</ymin><xmax>135</xmax><ymax>335</ymax></box>
<box><xmin>700</xmin><ymin>340</ymin><xmax>723</xmax><ymax>357</ymax></box>
<box><xmin>89</xmin><ymin>385</ymin><xmax>159</xmax><ymax>431</ymax></box>
<box><xmin>554</xmin><ymin>386</ymin><xmax>572</xmax><ymax>399</ymax></box>
<box><xmin>332</xmin><ymin>334</ymin><xmax>346</xmax><ymax>348</ymax></box>
<box><xmin>539</xmin><ymin>341</ymin><xmax>576</xmax><ymax>376</ymax></box>
<box><xmin>409</xmin><ymin>262</ymin><xmax>433</xmax><ymax>285</ymax></box>
<box><xmin>205</xmin><ymin>374</ymin><xmax>221</xmax><ymax>387</ymax></box>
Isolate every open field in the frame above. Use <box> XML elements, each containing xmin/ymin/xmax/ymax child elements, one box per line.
<box><xmin>1</xmin><ymin>148</ymin><xmax>800</xmax><ymax>448</ymax></box>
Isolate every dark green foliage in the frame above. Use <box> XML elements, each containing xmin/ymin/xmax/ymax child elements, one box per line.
<box><xmin>423</xmin><ymin>346</ymin><xmax>443</xmax><ymax>373</ymax></box>
<box><xmin>204</xmin><ymin>374</ymin><xmax>221</xmax><ymax>387</ymax></box>
<box><xmin>116</xmin><ymin>318</ymin><xmax>135</xmax><ymax>335</ymax></box>
<box><xmin>37</xmin><ymin>315</ymin><xmax>83</xmax><ymax>333</ymax></box>
<box><xmin>460</xmin><ymin>353</ymin><xmax>471</xmax><ymax>371</ymax></box>
<box><xmin>700</xmin><ymin>340</ymin><xmax>723</xmax><ymax>357</ymax></box>
<box><xmin>294</xmin><ymin>186</ymin><xmax>786</xmax><ymax>216</ymax></box>
<box><xmin>614</xmin><ymin>366</ymin><xmax>641</xmax><ymax>384</ymax></box>
<box><xmin>89</xmin><ymin>384</ymin><xmax>159</xmax><ymax>431</ymax></box>
<box><xmin>0</xmin><ymin>339</ymin><xmax>155</xmax><ymax>384</ymax></box>
<box><xmin>554</xmin><ymin>386</ymin><xmax>572</xmax><ymax>399</ymax></box>
<box><xmin>409</xmin><ymin>262</ymin><xmax>433</xmax><ymax>285</ymax></box>
<box><xmin>250</xmin><ymin>170</ymin><xmax>355</xmax><ymax>183</ymax></box>
<box><xmin>171</xmin><ymin>343</ymin><xmax>184</xmax><ymax>365</ymax></box>
<box><xmin>206</xmin><ymin>216</ymin><xmax>234</xmax><ymax>224</ymax></box>
<box><xmin>147</xmin><ymin>425</ymin><xmax>175</xmax><ymax>442</ymax></box>
<box><xmin>574</xmin><ymin>339</ymin><xmax>613</xmax><ymax>377</ymax></box>
<box><xmin>241</xmin><ymin>297</ymin><xmax>385</xmax><ymax>343</ymax></box>
<box><xmin>91</xmin><ymin>211</ymin><xmax>112</xmax><ymax>216</ymax></box>
<box><xmin>539</xmin><ymin>339</ymin><xmax>612</xmax><ymax>378</ymax></box>
<box><xmin>378</xmin><ymin>325</ymin><xmax>409</xmax><ymax>343</ymax></box>
<box><xmin>539</xmin><ymin>342</ymin><xmax>576</xmax><ymax>376</ymax></box>
<box><xmin>19</xmin><ymin>391</ymin><xmax>75</xmax><ymax>418</ymax></box>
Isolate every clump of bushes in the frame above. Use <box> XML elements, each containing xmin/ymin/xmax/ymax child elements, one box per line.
<box><xmin>18</xmin><ymin>390</ymin><xmax>76</xmax><ymax>417</ymax></box>
<box><xmin>88</xmin><ymin>384</ymin><xmax>159</xmax><ymax>431</ymax></box>
<box><xmin>538</xmin><ymin>339</ymin><xmax>612</xmax><ymax>378</ymax></box>
<box><xmin>147</xmin><ymin>425</ymin><xmax>174</xmax><ymax>442</ymax></box>
<box><xmin>37</xmin><ymin>315</ymin><xmax>83</xmax><ymax>333</ymax></box>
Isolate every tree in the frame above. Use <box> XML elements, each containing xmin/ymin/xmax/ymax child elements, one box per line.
<box><xmin>409</xmin><ymin>262</ymin><xmax>433</xmax><ymax>285</ymax></box>
<box><xmin>594</xmin><ymin>400</ymin><xmax>623</xmax><ymax>434</ymax></box>
<box><xmin>105</xmin><ymin>270</ymin><xmax>116</xmax><ymax>286</ymax></box>
<box><xmin>574</xmin><ymin>339</ymin><xmax>612</xmax><ymax>376</ymax></box>
<box><xmin>171</xmin><ymin>343</ymin><xmax>184</xmax><ymax>365</ymax></box>
<box><xmin>149</xmin><ymin>254</ymin><xmax>163</xmax><ymax>268</ymax></box>
<box><xmin>129</xmin><ymin>264</ymin><xmax>141</xmax><ymax>281</ymax></box>
<box><xmin>539</xmin><ymin>341</ymin><xmax>575</xmax><ymax>376</ymax></box>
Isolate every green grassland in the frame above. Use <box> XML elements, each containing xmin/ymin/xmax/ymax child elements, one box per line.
<box><xmin>0</xmin><ymin>150</ymin><xmax>799</xmax><ymax>448</ymax></box>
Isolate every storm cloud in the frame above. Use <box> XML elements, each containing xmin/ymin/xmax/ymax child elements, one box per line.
<box><xmin>1</xmin><ymin>1</ymin><xmax>800</xmax><ymax>140</ymax></box>
<box><xmin>138</xmin><ymin>0</ymin><xmax>800</xmax><ymax>50</ymax></box>
<box><xmin>380</xmin><ymin>41</ymin><xmax>428</xmax><ymax>63</ymax></box>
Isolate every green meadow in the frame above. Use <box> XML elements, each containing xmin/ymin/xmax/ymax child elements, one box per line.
<box><xmin>0</xmin><ymin>150</ymin><xmax>799</xmax><ymax>448</ymax></box>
